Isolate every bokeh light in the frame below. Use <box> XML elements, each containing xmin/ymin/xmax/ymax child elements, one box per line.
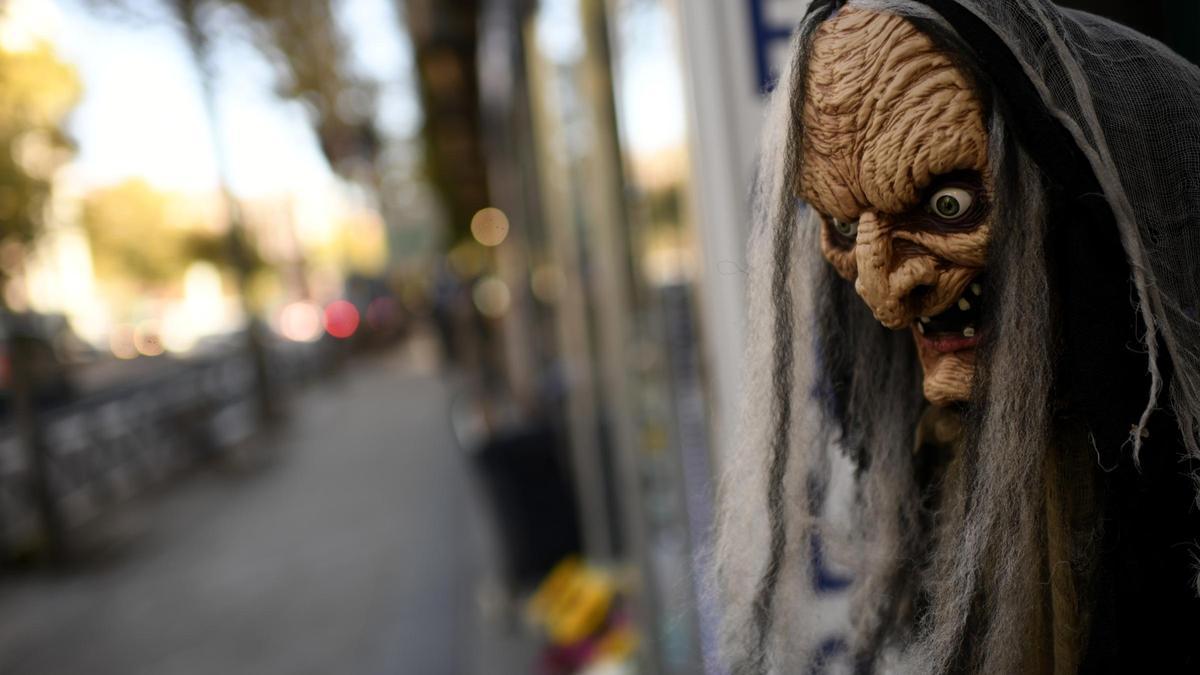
<box><xmin>134</xmin><ymin>320</ymin><xmax>165</xmax><ymax>356</ymax></box>
<box><xmin>470</xmin><ymin>207</ymin><xmax>510</xmax><ymax>247</ymax></box>
<box><xmin>323</xmin><ymin>300</ymin><xmax>360</xmax><ymax>339</ymax></box>
<box><xmin>472</xmin><ymin>276</ymin><xmax>511</xmax><ymax>319</ymax></box>
<box><xmin>160</xmin><ymin>309</ymin><xmax>199</xmax><ymax>353</ymax></box>
<box><xmin>109</xmin><ymin>323</ymin><xmax>138</xmax><ymax>360</ymax></box>
<box><xmin>279</xmin><ymin>301</ymin><xmax>324</xmax><ymax>342</ymax></box>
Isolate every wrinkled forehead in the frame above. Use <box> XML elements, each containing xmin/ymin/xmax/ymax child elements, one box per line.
<box><xmin>798</xmin><ymin>6</ymin><xmax>988</xmax><ymax>221</ymax></box>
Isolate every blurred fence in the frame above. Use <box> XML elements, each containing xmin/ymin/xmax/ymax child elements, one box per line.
<box><xmin>0</xmin><ymin>338</ymin><xmax>333</xmax><ymax>555</ymax></box>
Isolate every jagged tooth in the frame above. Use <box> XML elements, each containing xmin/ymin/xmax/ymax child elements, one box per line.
<box><xmin>963</xmin><ymin>326</ymin><xmax>976</xmax><ymax>338</ymax></box>
<box><xmin>971</xmin><ymin>283</ymin><xmax>982</xmax><ymax>296</ymax></box>
<box><xmin>917</xmin><ymin>322</ymin><xmax>926</xmax><ymax>334</ymax></box>
<box><xmin>958</xmin><ymin>298</ymin><xmax>971</xmax><ymax>311</ymax></box>
<box><xmin>919</xmin><ymin>316</ymin><xmax>931</xmax><ymax>324</ymax></box>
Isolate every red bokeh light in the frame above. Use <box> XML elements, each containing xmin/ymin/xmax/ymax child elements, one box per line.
<box><xmin>324</xmin><ymin>300</ymin><xmax>360</xmax><ymax>339</ymax></box>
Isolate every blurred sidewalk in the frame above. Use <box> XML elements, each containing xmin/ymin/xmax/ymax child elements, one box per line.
<box><xmin>0</xmin><ymin>339</ymin><xmax>536</xmax><ymax>675</ymax></box>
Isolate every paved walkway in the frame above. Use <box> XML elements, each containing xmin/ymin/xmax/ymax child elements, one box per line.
<box><xmin>0</xmin><ymin>343</ymin><xmax>535</xmax><ymax>675</ymax></box>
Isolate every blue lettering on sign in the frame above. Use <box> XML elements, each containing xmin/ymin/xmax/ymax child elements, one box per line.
<box><xmin>749</xmin><ymin>0</ymin><xmax>798</xmax><ymax>93</ymax></box>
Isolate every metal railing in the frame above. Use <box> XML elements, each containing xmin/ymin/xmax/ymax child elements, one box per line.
<box><xmin>0</xmin><ymin>337</ymin><xmax>332</xmax><ymax>555</ymax></box>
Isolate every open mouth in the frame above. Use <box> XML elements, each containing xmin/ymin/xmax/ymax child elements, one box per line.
<box><xmin>915</xmin><ymin>277</ymin><xmax>983</xmax><ymax>353</ymax></box>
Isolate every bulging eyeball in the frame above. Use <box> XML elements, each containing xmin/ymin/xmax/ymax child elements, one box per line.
<box><xmin>832</xmin><ymin>217</ymin><xmax>858</xmax><ymax>239</ymax></box>
<box><xmin>929</xmin><ymin>186</ymin><xmax>973</xmax><ymax>221</ymax></box>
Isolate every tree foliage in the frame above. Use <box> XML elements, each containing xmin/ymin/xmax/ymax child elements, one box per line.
<box><xmin>227</xmin><ymin>0</ymin><xmax>381</xmax><ymax>172</ymax></box>
<box><xmin>86</xmin><ymin>0</ymin><xmax>381</xmax><ymax>175</ymax></box>
<box><xmin>80</xmin><ymin>179</ymin><xmax>227</xmax><ymax>286</ymax></box>
<box><xmin>0</xmin><ymin>38</ymin><xmax>81</xmax><ymax>247</ymax></box>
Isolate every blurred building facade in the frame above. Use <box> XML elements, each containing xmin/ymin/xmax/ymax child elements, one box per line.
<box><xmin>402</xmin><ymin>0</ymin><xmax>821</xmax><ymax>672</ymax></box>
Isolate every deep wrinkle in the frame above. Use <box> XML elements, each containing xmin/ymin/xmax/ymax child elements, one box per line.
<box><xmin>799</xmin><ymin>6</ymin><xmax>991</xmax><ymax>405</ymax></box>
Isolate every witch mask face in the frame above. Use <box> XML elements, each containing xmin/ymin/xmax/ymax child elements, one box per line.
<box><xmin>799</xmin><ymin>7</ymin><xmax>992</xmax><ymax>406</ymax></box>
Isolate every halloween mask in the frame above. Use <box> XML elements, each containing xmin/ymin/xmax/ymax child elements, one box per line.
<box><xmin>716</xmin><ymin>0</ymin><xmax>1200</xmax><ymax>671</ymax></box>
<box><xmin>799</xmin><ymin>7</ymin><xmax>991</xmax><ymax>406</ymax></box>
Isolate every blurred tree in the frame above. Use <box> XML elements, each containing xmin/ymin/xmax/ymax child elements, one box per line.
<box><xmin>228</xmin><ymin>0</ymin><xmax>382</xmax><ymax>175</ymax></box>
<box><xmin>80</xmin><ymin>179</ymin><xmax>233</xmax><ymax>287</ymax></box>
<box><xmin>86</xmin><ymin>0</ymin><xmax>383</xmax><ymax>180</ymax></box>
<box><xmin>0</xmin><ymin>28</ymin><xmax>81</xmax><ymax>563</ymax></box>
<box><xmin>402</xmin><ymin>0</ymin><xmax>489</xmax><ymax>244</ymax></box>
<box><xmin>81</xmin><ymin>0</ymin><xmax>285</xmax><ymax>420</ymax></box>
<box><xmin>82</xmin><ymin>0</ymin><xmax>405</xmax><ymax>422</ymax></box>
<box><xmin>0</xmin><ymin>41</ymin><xmax>80</xmax><ymax>252</ymax></box>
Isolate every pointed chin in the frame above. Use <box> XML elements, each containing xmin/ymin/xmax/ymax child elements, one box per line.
<box><xmin>912</xmin><ymin>326</ymin><xmax>978</xmax><ymax>406</ymax></box>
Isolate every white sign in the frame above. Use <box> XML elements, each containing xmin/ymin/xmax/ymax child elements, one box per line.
<box><xmin>674</xmin><ymin>0</ymin><xmax>812</xmax><ymax>470</ymax></box>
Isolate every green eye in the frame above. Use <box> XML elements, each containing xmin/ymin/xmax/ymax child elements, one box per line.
<box><xmin>930</xmin><ymin>187</ymin><xmax>973</xmax><ymax>221</ymax></box>
<box><xmin>831</xmin><ymin>217</ymin><xmax>858</xmax><ymax>239</ymax></box>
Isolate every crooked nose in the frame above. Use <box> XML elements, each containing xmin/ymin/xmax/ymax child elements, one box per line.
<box><xmin>853</xmin><ymin>222</ymin><xmax>937</xmax><ymax>329</ymax></box>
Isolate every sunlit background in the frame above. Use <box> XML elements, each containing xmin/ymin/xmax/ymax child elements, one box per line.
<box><xmin>0</xmin><ymin>0</ymin><xmax>1194</xmax><ymax>673</ymax></box>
